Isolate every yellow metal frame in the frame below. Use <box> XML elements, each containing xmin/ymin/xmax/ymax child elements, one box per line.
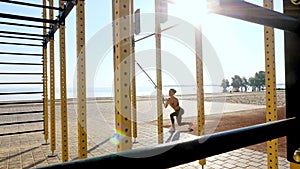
<box><xmin>131</xmin><ymin>42</ymin><xmax>137</xmax><ymax>140</ymax></box>
<box><xmin>195</xmin><ymin>27</ymin><xmax>206</xmax><ymax>166</ymax></box>
<box><xmin>264</xmin><ymin>0</ymin><xmax>278</xmax><ymax>168</ymax></box>
<box><xmin>291</xmin><ymin>162</ymin><xmax>300</xmax><ymax>169</ymax></box>
<box><xmin>131</xmin><ymin>0</ymin><xmax>137</xmax><ymax>141</ymax></box>
<box><xmin>59</xmin><ymin>0</ymin><xmax>68</xmax><ymax>162</ymax></box>
<box><xmin>38</xmin><ymin>0</ymin><xmax>297</xmax><ymax>166</ymax></box>
<box><xmin>112</xmin><ymin>0</ymin><xmax>133</xmax><ymax>152</ymax></box>
<box><xmin>42</xmin><ymin>0</ymin><xmax>49</xmax><ymax>144</ymax></box>
<box><xmin>76</xmin><ymin>0</ymin><xmax>87</xmax><ymax>159</ymax></box>
<box><xmin>49</xmin><ymin>0</ymin><xmax>56</xmax><ymax>155</ymax></box>
<box><xmin>155</xmin><ymin>0</ymin><xmax>164</xmax><ymax>144</ymax></box>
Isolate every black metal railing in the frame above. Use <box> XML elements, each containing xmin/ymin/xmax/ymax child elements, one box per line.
<box><xmin>36</xmin><ymin>118</ymin><xmax>296</xmax><ymax>169</ymax></box>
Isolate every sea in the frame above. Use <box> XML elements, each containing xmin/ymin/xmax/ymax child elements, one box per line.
<box><xmin>0</xmin><ymin>84</ymin><xmax>286</xmax><ymax>102</ymax></box>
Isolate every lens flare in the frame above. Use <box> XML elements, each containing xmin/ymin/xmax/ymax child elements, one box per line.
<box><xmin>109</xmin><ymin>129</ymin><xmax>126</xmax><ymax>145</ymax></box>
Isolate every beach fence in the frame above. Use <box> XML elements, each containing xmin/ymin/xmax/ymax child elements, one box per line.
<box><xmin>0</xmin><ymin>0</ymin><xmax>299</xmax><ymax>169</ymax></box>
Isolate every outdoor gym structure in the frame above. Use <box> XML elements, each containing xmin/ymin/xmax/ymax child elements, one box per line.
<box><xmin>0</xmin><ymin>0</ymin><xmax>299</xmax><ymax>168</ymax></box>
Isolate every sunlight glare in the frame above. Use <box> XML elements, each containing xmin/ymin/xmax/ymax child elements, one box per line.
<box><xmin>169</xmin><ymin>0</ymin><xmax>208</xmax><ymax>26</ymax></box>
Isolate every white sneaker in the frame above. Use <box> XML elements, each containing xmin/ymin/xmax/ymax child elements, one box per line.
<box><xmin>188</xmin><ymin>123</ymin><xmax>193</xmax><ymax>131</ymax></box>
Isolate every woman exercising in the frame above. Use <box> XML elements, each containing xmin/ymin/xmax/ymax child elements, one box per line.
<box><xmin>164</xmin><ymin>88</ymin><xmax>193</xmax><ymax>132</ymax></box>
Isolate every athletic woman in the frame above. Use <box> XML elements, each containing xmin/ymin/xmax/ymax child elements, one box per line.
<box><xmin>164</xmin><ymin>88</ymin><xmax>193</xmax><ymax>132</ymax></box>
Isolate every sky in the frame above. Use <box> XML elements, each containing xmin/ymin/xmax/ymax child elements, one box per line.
<box><xmin>0</xmin><ymin>0</ymin><xmax>286</xmax><ymax>98</ymax></box>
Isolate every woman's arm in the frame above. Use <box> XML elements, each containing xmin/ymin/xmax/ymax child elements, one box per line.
<box><xmin>164</xmin><ymin>98</ymin><xmax>169</xmax><ymax>108</ymax></box>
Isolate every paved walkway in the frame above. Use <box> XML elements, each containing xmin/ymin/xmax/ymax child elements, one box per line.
<box><xmin>0</xmin><ymin>100</ymin><xmax>290</xmax><ymax>169</ymax></box>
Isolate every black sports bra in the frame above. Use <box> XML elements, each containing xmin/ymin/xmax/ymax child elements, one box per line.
<box><xmin>171</xmin><ymin>100</ymin><xmax>179</xmax><ymax>106</ymax></box>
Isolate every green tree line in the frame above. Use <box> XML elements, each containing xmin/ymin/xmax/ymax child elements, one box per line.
<box><xmin>221</xmin><ymin>71</ymin><xmax>265</xmax><ymax>92</ymax></box>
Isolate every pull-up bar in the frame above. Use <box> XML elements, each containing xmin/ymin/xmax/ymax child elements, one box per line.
<box><xmin>0</xmin><ymin>30</ymin><xmax>45</xmax><ymax>37</ymax></box>
<box><xmin>0</xmin><ymin>110</ymin><xmax>43</xmax><ymax>116</ymax></box>
<box><xmin>0</xmin><ymin>41</ymin><xmax>42</xmax><ymax>47</ymax></box>
<box><xmin>0</xmin><ymin>13</ymin><xmax>57</xmax><ymax>24</ymax></box>
<box><xmin>0</xmin><ymin>52</ymin><xmax>43</xmax><ymax>56</ymax></box>
<box><xmin>0</xmin><ymin>0</ymin><xmax>61</xmax><ymax>10</ymax></box>
<box><xmin>0</xmin><ymin>91</ymin><xmax>43</xmax><ymax>96</ymax></box>
<box><xmin>0</xmin><ymin>82</ymin><xmax>43</xmax><ymax>85</ymax></box>
<box><xmin>0</xmin><ymin>35</ymin><xmax>43</xmax><ymax>41</ymax></box>
<box><xmin>0</xmin><ymin>100</ymin><xmax>43</xmax><ymax>105</ymax></box>
<box><xmin>0</xmin><ymin>72</ymin><xmax>43</xmax><ymax>75</ymax></box>
<box><xmin>0</xmin><ymin>21</ymin><xmax>51</xmax><ymax>29</ymax></box>
<box><xmin>135</xmin><ymin>24</ymin><xmax>177</xmax><ymax>43</ymax></box>
<box><xmin>0</xmin><ymin>62</ymin><xmax>43</xmax><ymax>66</ymax></box>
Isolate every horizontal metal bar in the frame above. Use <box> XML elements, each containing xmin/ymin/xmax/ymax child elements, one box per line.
<box><xmin>0</xmin><ymin>91</ymin><xmax>43</xmax><ymax>95</ymax></box>
<box><xmin>0</xmin><ymin>52</ymin><xmax>43</xmax><ymax>56</ymax></box>
<box><xmin>0</xmin><ymin>13</ymin><xmax>57</xmax><ymax>24</ymax></box>
<box><xmin>135</xmin><ymin>24</ymin><xmax>178</xmax><ymax>43</ymax></box>
<box><xmin>0</xmin><ymin>0</ymin><xmax>61</xmax><ymax>10</ymax></box>
<box><xmin>208</xmin><ymin>0</ymin><xmax>300</xmax><ymax>33</ymax></box>
<box><xmin>0</xmin><ymin>100</ymin><xmax>43</xmax><ymax>105</ymax></box>
<box><xmin>0</xmin><ymin>120</ymin><xmax>43</xmax><ymax>126</ymax></box>
<box><xmin>0</xmin><ymin>41</ymin><xmax>42</xmax><ymax>47</ymax></box>
<box><xmin>0</xmin><ymin>72</ymin><xmax>43</xmax><ymax>75</ymax></box>
<box><xmin>0</xmin><ymin>30</ymin><xmax>45</xmax><ymax>37</ymax></box>
<box><xmin>0</xmin><ymin>110</ymin><xmax>43</xmax><ymax>116</ymax></box>
<box><xmin>43</xmin><ymin>0</ymin><xmax>75</xmax><ymax>47</ymax></box>
<box><xmin>0</xmin><ymin>62</ymin><xmax>43</xmax><ymax>65</ymax></box>
<box><xmin>0</xmin><ymin>21</ymin><xmax>50</xmax><ymax>29</ymax></box>
<box><xmin>0</xmin><ymin>35</ymin><xmax>43</xmax><ymax>41</ymax></box>
<box><xmin>36</xmin><ymin>117</ymin><xmax>296</xmax><ymax>169</ymax></box>
<box><xmin>0</xmin><ymin>82</ymin><xmax>43</xmax><ymax>85</ymax></box>
<box><xmin>0</xmin><ymin>129</ymin><xmax>44</xmax><ymax>137</ymax></box>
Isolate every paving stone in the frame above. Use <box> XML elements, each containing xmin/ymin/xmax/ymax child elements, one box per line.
<box><xmin>0</xmin><ymin>102</ymin><xmax>291</xmax><ymax>169</ymax></box>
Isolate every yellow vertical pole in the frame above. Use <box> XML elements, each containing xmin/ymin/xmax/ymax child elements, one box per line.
<box><xmin>59</xmin><ymin>0</ymin><xmax>68</xmax><ymax>162</ymax></box>
<box><xmin>112</xmin><ymin>1</ymin><xmax>120</xmax><ymax>134</ymax></box>
<box><xmin>155</xmin><ymin>0</ymin><xmax>163</xmax><ymax>144</ymax></box>
<box><xmin>131</xmin><ymin>1</ymin><xmax>137</xmax><ymax>143</ymax></box>
<box><xmin>76</xmin><ymin>0</ymin><xmax>87</xmax><ymax>159</ymax></box>
<box><xmin>112</xmin><ymin>0</ymin><xmax>133</xmax><ymax>152</ymax></box>
<box><xmin>48</xmin><ymin>0</ymin><xmax>56</xmax><ymax>156</ymax></box>
<box><xmin>263</xmin><ymin>0</ymin><xmax>278</xmax><ymax>168</ymax></box>
<box><xmin>42</xmin><ymin>0</ymin><xmax>49</xmax><ymax>144</ymax></box>
<box><xmin>195</xmin><ymin>27</ymin><xmax>206</xmax><ymax>167</ymax></box>
<box><xmin>291</xmin><ymin>162</ymin><xmax>300</xmax><ymax>169</ymax></box>
<box><xmin>131</xmin><ymin>44</ymin><xmax>137</xmax><ymax>142</ymax></box>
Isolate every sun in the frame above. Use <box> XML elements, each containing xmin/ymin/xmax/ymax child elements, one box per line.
<box><xmin>168</xmin><ymin>0</ymin><xmax>209</xmax><ymax>26</ymax></box>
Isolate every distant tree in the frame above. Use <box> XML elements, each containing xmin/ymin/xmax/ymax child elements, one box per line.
<box><xmin>248</xmin><ymin>77</ymin><xmax>257</xmax><ymax>91</ymax></box>
<box><xmin>231</xmin><ymin>75</ymin><xmax>242</xmax><ymax>92</ymax></box>
<box><xmin>221</xmin><ymin>79</ymin><xmax>229</xmax><ymax>92</ymax></box>
<box><xmin>241</xmin><ymin>77</ymin><xmax>248</xmax><ymax>92</ymax></box>
<box><xmin>255</xmin><ymin>71</ymin><xmax>265</xmax><ymax>91</ymax></box>
<box><xmin>248</xmin><ymin>71</ymin><xmax>265</xmax><ymax>91</ymax></box>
